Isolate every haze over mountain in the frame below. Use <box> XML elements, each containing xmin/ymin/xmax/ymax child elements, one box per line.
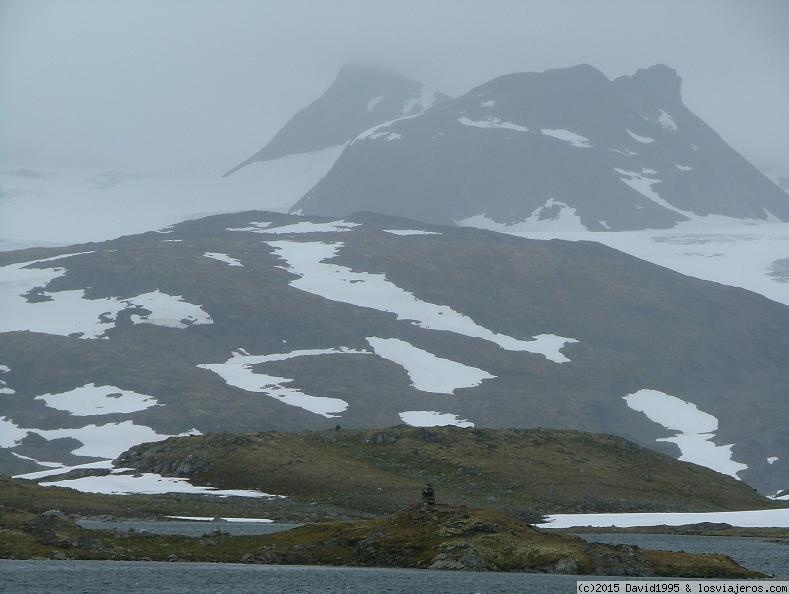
<box><xmin>292</xmin><ymin>64</ymin><xmax>789</xmax><ymax>231</ymax></box>
<box><xmin>1</xmin><ymin>211</ymin><xmax>787</xmax><ymax>494</ymax></box>
<box><xmin>223</xmin><ymin>65</ymin><xmax>448</xmax><ymax>176</ymax></box>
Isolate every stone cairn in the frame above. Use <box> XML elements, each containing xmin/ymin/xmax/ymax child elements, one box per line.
<box><xmin>421</xmin><ymin>483</ymin><xmax>436</xmax><ymax>506</ymax></box>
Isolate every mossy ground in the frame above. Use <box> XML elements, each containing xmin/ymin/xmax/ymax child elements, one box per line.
<box><xmin>0</xmin><ymin>499</ymin><xmax>764</xmax><ymax>578</ymax></box>
<box><xmin>117</xmin><ymin>426</ymin><xmax>781</xmax><ymax>517</ymax></box>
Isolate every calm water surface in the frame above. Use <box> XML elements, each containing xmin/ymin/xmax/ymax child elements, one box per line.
<box><xmin>577</xmin><ymin>532</ymin><xmax>789</xmax><ymax>579</ymax></box>
<box><xmin>76</xmin><ymin>519</ymin><xmax>300</xmax><ymax>537</ymax></box>
<box><xmin>0</xmin><ymin>561</ymin><xmax>585</xmax><ymax>593</ymax></box>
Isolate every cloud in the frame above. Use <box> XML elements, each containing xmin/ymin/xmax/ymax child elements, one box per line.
<box><xmin>1</xmin><ymin>0</ymin><xmax>787</xmax><ymax>174</ymax></box>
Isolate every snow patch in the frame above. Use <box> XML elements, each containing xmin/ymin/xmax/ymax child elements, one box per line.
<box><xmin>538</xmin><ymin>508</ymin><xmax>789</xmax><ymax>529</ymax></box>
<box><xmin>540</xmin><ymin>129</ymin><xmax>592</xmax><ymax>148</ymax></box>
<box><xmin>226</xmin><ymin>221</ymin><xmax>272</xmax><ymax>232</ymax></box>
<box><xmin>15</xmin><ymin>460</ymin><xmax>115</xmax><ymax>481</ymax></box>
<box><xmin>655</xmin><ymin>109</ymin><xmax>678</xmax><ymax>131</ymax></box>
<box><xmin>623</xmin><ymin>389</ymin><xmax>748</xmax><ymax>478</ymax></box>
<box><xmin>33</xmin><ymin>422</ymin><xmax>196</xmax><ymax>459</ymax></box>
<box><xmin>353</xmin><ymin>114</ymin><xmax>423</xmax><ymax>144</ymax></box>
<box><xmin>458</xmin><ymin>116</ymin><xmax>529</xmax><ymax>132</ymax></box>
<box><xmin>165</xmin><ymin>516</ymin><xmax>274</xmax><ymax>523</ymax></box>
<box><xmin>368</xmin><ymin>131</ymin><xmax>403</xmax><ymax>142</ymax></box>
<box><xmin>484</xmin><ymin>221</ymin><xmax>789</xmax><ymax>308</ymax></box>
<box><xmin>615</xmin><ymin>168</ymin><xmax>689</xmax><ymax>216</ymax></box>
<box><xmin>382</xmin><ymin>229</ymin><xmax>442</xmax><ymax>236</ymax></box>
<box><xmin>767</xmin><ymin>456</ymin><xmax>779</xmax><ymax>464</ymax></box>
<box><xmin>626</xmin><ymin>130</ymin><xmax>655</xmax><ymax>143</ymax></box>
<box><xmin>265</xmin><ymin>240</ymin><xmax>578</xmax><ymax>360</ymax></box>
<box><xmin>399</xmin><ymin>411</ymin><xmax>474</xmax><ymax>428</ymax></box>
<box><xmin>262</xmin><ymin>220</ymin><xmax>360</xmax><ymax>234</ymax></box>
<box><xmin>610</xmin><ymin>148</ymin><xmax>640</xmax><ymax>157</ymax></box>
<box><xmin>41</xmin><ymin>472</ymin><xmax>278</xmax><ymax>497</ymax></box>
<box><xmin>34</xmin><ymin>383</ymin><xmax>160</xmax><ymax>416</ymax></box>
<box><xmin>457</xmin><ymin>198</ymin><xmax>588</xmax><ymax>233</ymax></box>
<box><xmin>126</xmin><ymin>290</ymin><xmax>213</xmax><ymax>329</ymax></box>
<box><xmin>401</xmin><ymin>88</ymin><xmax>439</xmax><ymax>116</ymax></box>
<box><xmin>203</xmin><ymin>252</ymin><xmax>243</xmax><ymax>267</ymax></box>
<box><xmin>675</xmin><ymin>164</ymin><xmax>693</xmax><ymax>171</ymax></box>
<box><xmin>481</xmin><ymin>100</ymin><xmax>496</xmax><ymax>107</ymax></box>
<box><xmin>0</xmin><ymin>364</ymin><xmax>13</xmax><ymax>394</ymax></box>
<box><xmin>0</xmin><ymin>254</ymin><xmax>212</xmax><ymax>337</ymax></box>
<box><xmin>366</xmin><ymin>95</ymin><xmax>384</xmax><ymax>111</ymax></box>
<box><xmin>0</xmin><ymin>416</ymin><xmax>28</xmax><ymax>448</ymax></box>
<box><xmin>10</xmin><ymin>452</ymin><xmax>64</xmax><ymax>468</ymax></box>
<box><xmin>366</xmin><ymin>337</ymin><xmax>495</xmax><ymax>394</ymax></box>
<box><xmin>198</xmin><ymin>348</ymin><xmax>368</xmax><ymax>417</ymax></box>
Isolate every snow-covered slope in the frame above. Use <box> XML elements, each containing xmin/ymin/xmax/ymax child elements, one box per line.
<box><xmin>1</xmin><ymin>211</ymin><xmax>787</xmax><ymax>494</ymax></box>
<box><xmin>292</xmin><ymin>64</ymin><xmax>789</xmax><ymax>230</ymax></box>
<box><xmin>0</xmin><ymin>147</ymin><xmax>341</xmax><ymax>250</ymax></box>
<box><xmin>483</xmin><ymin>219</ymin><xmax>789</xmax><ymax>309</ymax></box>
<box><xmin>223</xmin><ymin>64</ymin><xmax>449</xmax><ymax>176</ymax></box>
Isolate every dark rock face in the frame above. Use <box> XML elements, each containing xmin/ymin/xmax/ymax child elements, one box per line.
<box><xmin>224</xmin><ymin>64</ymin><xmax>449</xmax><ymax>176</ymax></box>
<box><xmin>293</xmin><ymin>64</ymin><xmax>789</xmax><ymax>229</ymax></box>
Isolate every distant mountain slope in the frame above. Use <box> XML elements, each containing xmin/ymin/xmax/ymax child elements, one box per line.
<box><xmin>292</xmin><ymin>64</ymin><xmax>789</xmax><ymax>230</ymax></box>
<box><xmin>0</xmin><ymin>211</ymin><xmax>787</xmax><ymax>493</ymax></box>
<box><xmin>224</xmin><ymin>64</ymin><xmax>449</xmax><ymax>176</ymax></box>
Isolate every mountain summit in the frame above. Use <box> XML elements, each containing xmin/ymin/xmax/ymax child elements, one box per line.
<box><xmin>223</xmin><ymin>64</ymin><xmax>449</xmax><ymax>176</ymax></box>
<box><xmin>291</xmin><ymin>64</ymin><xmax>789</xmax><ymax>230</ymax></box>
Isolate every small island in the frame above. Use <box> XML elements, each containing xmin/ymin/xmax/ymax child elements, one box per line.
<box><xmin>0</xmin><ymin>480</ymin><xmax>764</xmax><ymax>578</ymax></box>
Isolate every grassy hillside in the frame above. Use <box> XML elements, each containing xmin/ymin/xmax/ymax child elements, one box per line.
<box><xmin>116</xmin><ymin>426</ymin><xmax>780</xmax><ymax>516</ymax></box>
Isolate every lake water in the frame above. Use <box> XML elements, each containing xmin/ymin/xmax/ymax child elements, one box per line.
<box><xmin>1</xmin><ymin>532</ymin><xmax>786</xmax><ymax>593</ymax></box>
<box><xmin>76</xmin><ymin>519</ymin><xmax>301</xmax><ymax>537</ymax></box>
<box><xmin>0</xmin><ymin>561</ymin><xmax>583</xmax><ymax>593</ymax></box>
<box><xmin>577</xmin><ymin>532</ymin><xmax>789</xmax><ymax>579</ymax></box>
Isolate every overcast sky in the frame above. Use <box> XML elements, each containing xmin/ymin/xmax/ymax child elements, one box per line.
<box><xmin>1</xmin><ymin>0</ymin><xmax>787</xmax><ymax>176</ymax></box>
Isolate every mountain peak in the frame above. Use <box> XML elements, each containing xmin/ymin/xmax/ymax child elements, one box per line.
<box><xmin>223</xmin><ymin>65</ymin><xmax>449</xmax><ymax>176</ymax></box>
<box><xmin>334</xmin><ymin>62</ymin><xmax>409</xmax><ymax>83</ymax></box>
<box><xmin>294</xmin><ymin>63</ymin><xmax>789</xmax><ymax>229</ymax></box>
<box><xmin>614</xmin><ymin>63</ymin><xmax>683</xmax><ymax>103</ymax></box>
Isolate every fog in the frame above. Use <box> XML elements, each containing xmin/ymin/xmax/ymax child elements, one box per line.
<box><xmin>1</xmin><ymin>0</ymin><xmax>787</xmax><ymax>175</ymax></box>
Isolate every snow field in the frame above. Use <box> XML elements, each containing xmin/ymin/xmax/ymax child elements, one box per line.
<box><xmin>34</xmin><ymin>383</ymin><xmax>159</xmax><ymax>416</ymax></box>
<box><xmin>366</xmin><ymin>337</ymin><xmax>495</xmax><ymax>394</ymax></box>
<box><xmin>203</xmin><ymin>252</ymin><xmax>243</xmax><ymax>267</ymax></box>
<box><xmin>0</xmin><ymin>147</ymin><xmax>342</xmax><ymax>247</ymax></box>
<box><xmin>0</xmin><ymin>253</ymin><xmax>212</xmax><ymax>337</ymax></box>
<box><xmin>382</xmin><ymin>229</ymin><xmax>442</xmax><ymax>236</ymax></box>
<box><xmin>457</xmin><ymin>198</ymin><xmax>587</xmax><ymax>233</ymax></box>
<box><xmin>623</xmin><ymin>389</ymin><xmax>747</xmax><ymax>478</ymax></box>
<box><xmin>399</xmin><ymin>411</ymin><xmax>474</xmax><ymax>428</ymax></box>
<box><xmin>198</xmin><ymin>348</ymin><xmax>368</xmax><ymax>417</ymax></box>
<box><xmin>540</xmin><ymin>128</ymin><xmax>592</xmax><ymax>148</ymax></box>
<box><xmin>265</xmin><ymin>239</ymin><xmax>578</xmax><ymax>360</ymax></box>
<box><xmin>40</xmin><ymin>471</ymin><xmax>277</xmax><ymax>497</ymax></box>
<box><xmin>0</xmin><ymin>364</ymin><xmax>13</xmax><ymax>394</ymax></box>
<box><xmin>458</xmin><ymin>116</ymin><xmax>529</xmax><ymax>132</ymax></box>
<box><xmin>538</xmin><ymin>508</ymin><xmax>789</xmax><ymax>529</ymax></box>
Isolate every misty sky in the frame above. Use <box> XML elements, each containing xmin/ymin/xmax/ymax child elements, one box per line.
<box><xmin>1</xmin><ymin>0</ymin><xmax>788</xmax><ymax>176</ymax></box>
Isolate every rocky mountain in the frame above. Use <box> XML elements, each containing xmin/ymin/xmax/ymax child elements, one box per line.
<box><xmin>292</xmin><ymin>64</ymin><xmax>789</xmax><ymax>230</ymax></box>
<box><xmin>1</xmin><ymin>211</ymin><xmax>787</xmax><ymax>493</ymax></box>
<box><xmin>223</xmin><ymin>64</ymin><xmax>449</xmax><ymax>176</ymax></box>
